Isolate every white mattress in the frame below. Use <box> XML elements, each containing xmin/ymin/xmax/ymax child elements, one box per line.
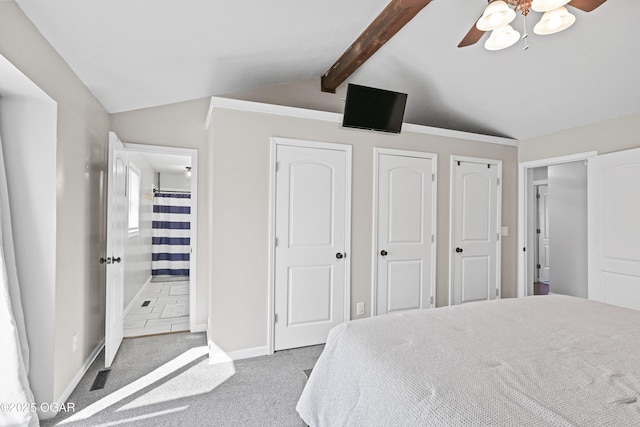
<box><xmin>297</xmin><ymin>295</ymin><xmax>640</xmax><ymax>426</ymax></box>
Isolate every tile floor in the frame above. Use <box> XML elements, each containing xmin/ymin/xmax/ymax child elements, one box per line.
<box><xmin>123</xmin><ymin>276</ymin><xmax>190</xmax><ymax>337</ymax></box>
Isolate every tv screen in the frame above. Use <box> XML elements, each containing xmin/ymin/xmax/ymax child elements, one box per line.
<box><xmin>342</xmin><ymin>84</ymin><xmax>407</xmax><ymax>134</ymax></box>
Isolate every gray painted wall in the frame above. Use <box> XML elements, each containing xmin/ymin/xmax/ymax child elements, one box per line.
<box><xmin>548</xmin><ymin>161</ymin><xmax>588</xmax><ymax>298</ymax></box>
<box><xmin>209</xmin><ymin>108</ymin><xmax>518</xmax><ymax>352</ymax></box>
<box><xmin>0</xmin><ymin>1</ymin><xmax>110</xmax><ymax>408</ymax></box>
<box><xmin>123</xmin><ymin>152</ymin><xmax>155</xmax><ymax>310</ymax></box>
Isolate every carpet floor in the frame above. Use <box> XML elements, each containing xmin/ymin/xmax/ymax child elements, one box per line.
<box><xmin>41</xmin><ymin>333</ymin><xmax>323</xmax><ymax>427</ymax></box>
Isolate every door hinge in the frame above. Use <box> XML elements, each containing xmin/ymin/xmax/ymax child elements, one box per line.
<box><xmin>536</xmin><ymin>229</ymin><xmax>541</xmax><ymax>234</ymax></box>
<box><xmin>496</xmin><ymin>288</ymin><xmax>499</xmax><ymax>297</ymax></box>
<box><xmin>275</xmin><ymin>162</ymin><xmax>280</xmax><ymax>172</ymax></box>
<box><xmin>537</xmin><ymin>264</ymin><xmax>541</xmax><ymax>269</ymax></box>
<box><xmin>431</xmin><ymin>234</ymin><xmax>435</xmax><ymax>243</ymax></box>
<box><xmin>487</xmin><ymin>164</ymin><xmax>491</xmax><ymax>168</ymax></box>
<box><xmin>497</xmin><ymin>178</ymin><xmax>500</xmax><ymax>186</ymax></box>
<box><xmin>274</xmin><ymin>313</ymin><xmax>278</xmax><ymax>323</ymax></box>
<box><xmin>430</xmin><ymin>296</ymin><xmax>434</xmax><ymax>306</ymax></box>
<box><xmin>536</xmin><ymin>193</ymin><xmax>541</xmax><ymax>199</ymax></box>
<box><xmin>523</xmin><ymin>247</ymin><xmax>526</xmax><ymax>252</ymax></box>
<box><xmin>275</xmin><ymin>237</ymin><xmax>278</xmax><ymax>247</ymax></box>
<box><xmin>457</xmin><ymin>161</ymin><xmax>461</xmax><ymax>166</ymax></box>
<box><xmin>497</xmin><ymin>233</ymin><xmax>500</xmax><ymax>241</ymax></box>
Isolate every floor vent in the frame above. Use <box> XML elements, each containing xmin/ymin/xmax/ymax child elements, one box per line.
<box><xmin>141</xmin><ymin>300</ymin><xmax>151</xmax><ymax>307</ymax></box>
<box><xmin>90</xmin><ymin>370</ymin><xmax>111</xmax><ymax>391</ymax></box>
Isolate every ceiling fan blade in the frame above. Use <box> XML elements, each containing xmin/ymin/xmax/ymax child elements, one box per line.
<box><xmin>458</xmin><ymin>17</ymin><xmax>485</xmax><ymax>48</ymax></box>
<box><xmin>567</xmin><ymin>0</ymin><xmax>607</xmax><ymax>12</ymax></box>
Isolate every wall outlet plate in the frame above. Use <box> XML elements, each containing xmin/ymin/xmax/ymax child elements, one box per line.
<box><xmin>356</xmin><ymin>302</ymin><xmax>365</xmax><ymax>315</ymax></box>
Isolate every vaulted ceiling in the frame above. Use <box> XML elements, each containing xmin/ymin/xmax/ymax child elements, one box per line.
<box><xmin>15</xmin><ymin>0</ymin><xmax>640</xmax><ymax>140</ymax></box>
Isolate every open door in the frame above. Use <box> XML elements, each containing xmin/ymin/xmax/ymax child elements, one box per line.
<box><xmin>105</xmin><ymin>132</ymin><xmax>126</xmax><ymax>367</ymax></box>
<box><xmin>588</xmin><ymin>147</ymin><xmax>640</xmax><ymax>310</ymax></box>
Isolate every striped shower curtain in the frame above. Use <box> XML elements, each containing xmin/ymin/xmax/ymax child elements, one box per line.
<box><xmin>152</xmin><ymin>192</ymin><xmax>191</xmax><ymax>276</ymax></box>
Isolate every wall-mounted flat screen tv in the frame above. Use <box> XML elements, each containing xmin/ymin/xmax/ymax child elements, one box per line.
<box><xmin>342</xmin><ymin>84</ymin><xmax>408</xmax><ymax>134</ymax></box>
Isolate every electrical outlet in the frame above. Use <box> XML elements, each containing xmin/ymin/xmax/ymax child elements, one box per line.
<box><xmin>72</xmin><ymin>333</ymin><xmax>78</xmax><ymax>352</ymax></box>
<box><xmin>356</xmin><ymin>302</ymin><xmax>365</xmax><ymax>316</ymax></box>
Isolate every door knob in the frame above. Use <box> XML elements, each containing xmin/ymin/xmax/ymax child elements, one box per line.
<box><xmin>113</xmin><ymin>257</ymin><xmax>122</xmax><ymax>263</ymax></box>
<box><xmin>380</xmin><ymin>250</ymin><xmax>388</xmax><ymax>256</ymax></box>
<box><xmin>455</xmin><ymin>247</ymin><xmax>463</xmax><ymax>253</ymax></box>
<box><xmin>99</xmin><ymin>257</ymin><xmax>108</xmax><ymax>264</ymax></box>
<box><xmin>336</xmin><ymin>252</ymin><xmax>345</xmax><ymax>260</ymax></box>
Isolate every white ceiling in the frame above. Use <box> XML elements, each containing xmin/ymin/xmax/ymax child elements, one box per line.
<box><xmin>15</xmin><ymin>0</ymin><xmax>640</xmax><ymax>140</ymax></box>
<box><xmin>140</xmin><ymin>152</ymin><xmax>191</xmax><ymax>174</ymax></box>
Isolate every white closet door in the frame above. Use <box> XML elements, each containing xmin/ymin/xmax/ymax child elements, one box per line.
<box><xmin>274</xmin><ymin>142</ymin><xmax>350</xmax><ymax>350</ymax></box>
<box><xmin>375</xmin><ymin>149</ymin><xmax>436</xmax><ymax>315</ymax></box>
<box><xmin>451</xmin><ymin>158</ymin><xmax>501</xmax><ymax>305</ymax></box>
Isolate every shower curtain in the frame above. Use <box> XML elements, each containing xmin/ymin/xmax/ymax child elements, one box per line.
<box><xmin>152</xmin><ymin>192</ymin><xmax>191</xmax><ymax>276</ymax></box>
<box><xmin>0</xmin><ymin>133</ymin><xmax>39</xmax><ymax>426</ymax></box>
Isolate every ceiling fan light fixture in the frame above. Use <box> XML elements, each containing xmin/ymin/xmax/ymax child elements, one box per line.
<box><xmin>533</xmin><ymin>6</ymin><xmax>576</xmax><ymax>35</ymax></box>
<box><xmin>477</xmin><ymin>1</ymin><xmax>516</xmax><ymax>31</ymax></box>
<box><xmin>484</xmin><ymin>24</ymin><xmax>521</xmax><ymax>50</ymax></box>
<box><xmin>531</xmin><ymin>0</ymin><xmax>571</xmax><ymax>13</ymax></box>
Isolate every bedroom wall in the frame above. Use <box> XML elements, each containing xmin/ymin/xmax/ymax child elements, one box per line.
<box><xmin>209</xmin><ymin>107</ymin><xmax>518</xmax><ymax>352</ymax></box>
<box><xmin>519</xmin><ymin>112</ymin><xmax>640</xmax><ymax>162</ymax></box>
<box><xmin>123</xmin><ymin>152</ymin><xmax>155</xmax><ymax>310</ymax></box>
<box><xmin>0</xmin><ymin>1</ymin><xmax>110</xmax><ymax>411</ymax></box>
<box><xmin>0</xmin><ymin>94</ymin><xmax>57</xmax><ymax>413</ymax></box>
<box><xmin>110</xmin><ymin>97</ymin><xmax>210</xmax><ymax>329</ymax></box>
<box><xmin>548</xmin><ymin>161</ymin><xmax>588</xmax><ymax>298</ymax></box>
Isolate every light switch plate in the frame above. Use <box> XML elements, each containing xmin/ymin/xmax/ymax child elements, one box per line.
<box><xmin>501</xmin><ymin>226</ymin><xmax>509</xmax><ymax>236</ymax></box>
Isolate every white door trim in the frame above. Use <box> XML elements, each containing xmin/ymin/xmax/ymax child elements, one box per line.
<box><xmin>449</xmin><ymin>155</ymin><xmax>503</xmax><ymax>305</ymax></box>
<box><xmin>121</xmin><ymin>142</ymin><xmax>200</xmax><ymax>332</ymax></box>
<box><xmin>267</xmin><ymin>137</ymin><xmax>352</xmax><ymax>354</ymax></box>
<box><xmin>371</xmin><ymin>148</ymin><xmax>438</xmax><ymax>315</ymax></box>
<box><xmin>517</xmin><ymin>151</ymin><xmax>597</xmax><ymax>297</ymax></box>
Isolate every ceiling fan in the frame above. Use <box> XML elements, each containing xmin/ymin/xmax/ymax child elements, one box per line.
<box><xmin>458</xmin><ymin>0</ymin><xmax>608</xmax><ymax>50</ymax></box>
<box><xmin>320</xmin><ymin>0</ymin><xmax>607</xmax><ymax>93</ymax></box>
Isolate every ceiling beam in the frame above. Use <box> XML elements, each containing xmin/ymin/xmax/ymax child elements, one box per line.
<box><xmin>320</xmin><ymin>0</ymin><xmax>432</xmax><ymax>93</ymax></box>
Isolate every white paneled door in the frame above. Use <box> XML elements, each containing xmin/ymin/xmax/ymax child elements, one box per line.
<box><xmin>451</xmin><ymin>158</ymin><xmax>501</xmax><ymax>305</ymax></box>
<box><xmin>374</xmin><ymin>149</ymin><xmax>436</xmax><ymax>315</ymax></box>
<box><xmin>273</xmin><ymin>140</ymin><xmax>350</xmax><ymax>351</ymax></box>
<box><xmin>588</xmin><ymin>147</ymin><xmax>640</xmax><ymax>310</ymax></box>
<box><xmin>536</xmin><ymin>184</ymin><xmax>550</xmax><ymax>283</ymax></box>
<box><xmin>105</xmin><ymin>132</ymin><xmax>126</xmax><ymax>368</ymax></box>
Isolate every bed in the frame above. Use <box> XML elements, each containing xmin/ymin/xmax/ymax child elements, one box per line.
<box><xmin>297</xmin><ymin>295</ymin><xmax>640</xmax><ymax>426</ymax></box>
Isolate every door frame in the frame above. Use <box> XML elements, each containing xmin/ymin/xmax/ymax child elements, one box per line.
<box><xmin>267</xmin><ymin>137</ymin><xmax>352</xmax><ymax>354</ymax></box>
<box><xmin>448</xmin><ymin>155</ymin><xmax>503</xmax><ymax>305</ymax></box>
<box><xmin>370</xmin><ymin>148</ymin><xmax>438</xmax><ymax>316</ymax></box>
<box><xmin>118</xmin><ymin>142</ymin><xmax>199</xmax><ymax>332</ymax></box>
<box><xmin>533</xmin><ymin>181</ymin><xmax>548</xmax><ymax>283</ymax></box>
<box><xmin>516</xmin><ymin>151</ymin><xmax>597</xmax><ymax>297</ymax></box>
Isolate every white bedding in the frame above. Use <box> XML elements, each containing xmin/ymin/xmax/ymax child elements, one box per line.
<box><xmin>297</xmin><ymin>295</ymin><xmax>640</xmax><ymax>426</ymax></box>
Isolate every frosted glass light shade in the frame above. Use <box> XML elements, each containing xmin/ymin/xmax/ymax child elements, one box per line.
<box><xmin>534</xmin><ymin>6</ymin><xmax>576</xmax><ymax>35</ymax></box>
<box><xmin>484</xmin><ymin>25</ymin><xmax>521</xmax><ymax>50</ymax></box>
<box><xmin>477</xmin><ymin>1</ymin><xmax>516</xmax><ymax>31</ymax></box>
<box><xmin>531</xmin><ymin>0</ymin><xmax>571</xmax><ymax>12</ymax></box>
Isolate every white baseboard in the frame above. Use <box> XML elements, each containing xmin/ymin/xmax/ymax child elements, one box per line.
<box><xmin>50</xmin><ymin>339</ymin><xmax>104</xmax><ymax>415</ymax></box>
<box><xmin>124</xmin><ymin>275</ymin><xmax>153</xmax><ymax>317</ymax></box>
<box><xmin>190</xmin><ymin>323</ymin><xmax>207</xmax><ymax>333</ymax></box>
<box><xmin>207</xmin><ymin>341</ymin><xmax>269</xmax><ymax>364</ymax></box>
